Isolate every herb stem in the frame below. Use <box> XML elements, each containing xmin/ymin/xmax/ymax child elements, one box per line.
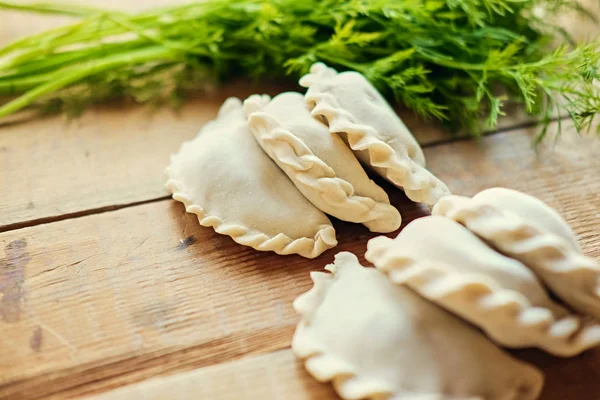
<box><xmin>312</xmin><ymin>51</ymin><xmax>367</xmax><ymax>74</ymax></box>
<box><xmin>0</xmin><ymin>1</ymin><xmax>106</xmax><ymax>16</ymax></box>
<box><xmin>0</xmin><ymin>45</ymin><xmax>177</xmax><ymax>117</ymax></box>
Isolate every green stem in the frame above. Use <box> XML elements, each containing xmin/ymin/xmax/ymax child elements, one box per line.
<box><xmin>0</xmin><ymin>1</ymin><xmax>106</xmax><ymax>16</ymax></box>
<box><xmin>313</xmin><ymin>51</ymin><xmax>367</xmax><ymax>74</ymax></box>
<box><xmin>0</xmin><ymin>45</ymin><xmax>177</xmax><ymax>117</ymax></box>
<box><xmin>0</xmin><ymin>14</ymin><xmax>131</xmax><ymax>59</ymax></box>
<box><xmin>0</xmin><ymin>2</ymin><xmax>209</xmax><ymax>58</ymax></box>
<box><xmin>0</xmin><ymin>38</ymin><xmax>149</xmax><ymax>79</ymax></box>
<box><xmin>106</xmin><ymin>14</ymin><xmax>212</xmax><ymax>57</ymax></box>
<box><xmin>0</xmin><ymin>74</ymin><xmax>50</xmax><ymax>94</ymax></box>
<box><xmin>416</xmin><ymin>46</ymin><xmax>572</xmax><ymax>72</ymax></box>
<box><xmin>0</xmin><ymin>21</ymin><xmax>85</xmax><ymax>58</ymax></box>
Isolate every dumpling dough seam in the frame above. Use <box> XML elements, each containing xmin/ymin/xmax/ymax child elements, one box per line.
<box><xmin>365</xmin><ymin>238</ymin><xmax>600</xmax><ymax>357</ymax></box>
<box><xmin>301</xmin><ymin>63</ymin><xmax>449</xmax><ymax>206</ymax></box>
<box><xmin>164</xmin><ymin>174</ymin><xmax>337</xmax><ymax>258</ymax></box>
<box><xmin>246</xmin><ymin>109</ymin><xmax>400</xmax><ymax>228</ymax></box>
<box><xmin>433</xmin><ymin>195</ymin><xmax>600</xmax><ymax>299</ymax></box>
<box><xmin>295</xmin><ymin>318</ymin><xmax>449</xmax><ymax>400</ymax></box>
<box><xmin>292</xmin><ymin>258</ymin><xmax>400</xmax><ymax>400</ymax></box>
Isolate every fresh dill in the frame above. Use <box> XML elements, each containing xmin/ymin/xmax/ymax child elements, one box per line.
<box><xmin>0</xmin><ymin>0</ymin><xmax>598</xmax><ymax>139</ymax></box>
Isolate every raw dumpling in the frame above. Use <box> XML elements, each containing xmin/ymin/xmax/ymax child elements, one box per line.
<box><xmin>244</xmin><ymin>92</ymin><xmax>401</xmax><ymax>233</ymax></box>
<box><xmin>365</xmin><ymin>216</ymin><xmax>600</xmax><ymax>356</ymax></box>
<box><xmin>300</xmin><ymin>62</ymin><xmax>450</xmax><ymax>206</ymax></box>
<box><xmin>165</xmin><ymin>97</ymin><xmax>337</xmax><ymax>258</ymax></box>
<box><xmin>293</xmin><ymin>251</ymin><xmax>544</xmax><ymax>400</ymax></box>
<box><xmin>433</xmin><ymin>188</ymin><xmax>600</xmax><ymax>319</ymax></box>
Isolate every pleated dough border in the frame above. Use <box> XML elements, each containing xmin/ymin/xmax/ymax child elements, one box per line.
<box><xmin>433</xmin><ymin>194</ymin><xmax>600</xmax><ymax>317</ymax></box>
<box><xmin>292</xmin><ymin>253</ymin><xmax>399</xmax><ymax>399</ymax></box>
<box><xmin>164</xmin><ymin>97</ymin><xmax>337</xmax><ymax>259</ymax></box>
<box><xmin>300</xmin><ymin>62</ymin><xmax>449</xmax><ymax>206</ymax></box>
<box><xmin>244</xmin><ymin>95</ymin><xmax>401</xmax><ymax>232</ymax></box>
<box><xmin>366</xmin><ymin>236</ymin><xmax>600</xmax><ymax>356</ymax></box>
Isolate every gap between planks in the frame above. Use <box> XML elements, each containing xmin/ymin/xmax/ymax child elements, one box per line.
<box><xmin>0</xmin><ymin>114</ymin><xmax>561</xmax><ymax>235</ymax></box>
<box><xmin>0</xmin><ymin>196</ymin><xmax>170</xmax><ymax>234</ymax></box>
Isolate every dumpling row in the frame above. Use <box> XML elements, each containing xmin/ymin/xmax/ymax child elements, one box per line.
<box><xmin>244</xmin><ymin>92</ymin><xmax>400</xmax><ymax>233</ymax></box>
<box><xmin>166</xmin><ymin>64</ymin><xmax>450</xmax><ymax>257</ymax></box>
<box><xmin>433</xmin><ymin>188</ymin><xmax>600</xmax><ymax>320</ymax></box>
<box><xmin>293</xmin><ymin>187</ymin><xmax>600</xmax><ymax>399</ymax></box>
<box><xmin>367</xmin><ymin>187</ymin><xmax>600</xmax><ymax>357</ymax></box>
<box><xmin>366</xmin><ymin>215</ymin><xmax>600</xmax><ymax>357</ymax></box>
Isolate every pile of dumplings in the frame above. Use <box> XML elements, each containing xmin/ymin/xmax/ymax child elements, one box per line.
<box><xmin>166</xmin><ymin>62</ymin><xmax>600</xmax><ymax>399</ymax></box>
<box><xmin>166</xmin><ymin>62</ymin><xmax>449</xmax><ymax>258</ymax></box>
<box><xmin>294</xmin><ymin>188</ymin><xmax>600</xmax><ymax>399</ymax></box>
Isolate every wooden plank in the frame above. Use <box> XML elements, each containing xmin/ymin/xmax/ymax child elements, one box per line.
<box><xmin>87</xmin><ymin>350</ymin><xmax>338</xmax><ymax>400</ymax></box>
<box><xmin>556</xmin><ymin>0</ymin><xmax>600</xmax><ymax>42</ymax></box>
<box><xmin>4</xmin><ymin>1</ymin><xmax>595</xmax><ymax>229</ymax></box>
<box><xmin>1</xmin><ymin>120</ymin><xmax>599</xmax><ymax>399</ymax></box>
<box><xmin>0</xmin><ymin>86</ymin><xmax>289</xmax><ymax>231</ymax></box>
<box><xmin>424</xmin><ymin>121</ymin><xmax>600</xmax><ymax>247</ymax></box>
<box><xmin>87</xmin><ymin>347</ymin><xmax>600</xmax><ymax>400</ymax></box>
<box><xmin>0</xmin><ymin>181</ymin><xmax>430</xmax><ymax>399</ymax></box>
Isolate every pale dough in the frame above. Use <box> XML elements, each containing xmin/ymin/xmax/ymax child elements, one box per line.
<box><xmin>244</xmin><ymin>92</ymin><xmax>401</xmax><ymax>233</ymax></box>
<box><xmin>433</xmin><ymin>187</ymin><xmax>600</xmax><ymax>320</ymax></box>
<box><xmin>293</xmin><ymin>252</ymin><xmax>544</xmax><ymax>400</ymax></box>
<box><xmin>165</xmin><ymin>97</ymin><xmax>337</xmax><ymax>258</ymax></box>
<box><xmin>300</xmin><ymin>62</ymin><xmax>450</xmax><ymax>206</ymax></box>
<box><xmin>366</xmin><ymin>216</ymin><xmax>600</xmax><ymax>356</ymax></box>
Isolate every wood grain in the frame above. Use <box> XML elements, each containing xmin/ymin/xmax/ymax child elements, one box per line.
<box><xmin>1</xmin><ymin>120</ymin><xmax>599</xmax><ymax>399</ymax></box>
<box><xmin>0</xmin><ymin>92</ymin><xmax>541</xmax><ymax>232</ymax></box>
<box><xmin>87</xmin><ymin>350</ymin><xmax>339</xmax><ymax>400</ymax></box>
<box><xmin>87</xmin><ymin>346</ymin><xmax>600</xmax><ymax>400</ymax></box>
<box><xmin>425</xmin><ymin>121</ymin><xmax>600</xmax><ymax>248</ymax></box>
<box><xmin>0</xmin><ymin>86</ymin><xmax>290</xmax><ymax>231</ymax></box>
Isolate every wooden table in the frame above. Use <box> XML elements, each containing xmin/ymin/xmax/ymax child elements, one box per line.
<box><xmin>1</xmin><ymin>3</ymin><xmax>599</xmax><ymax>399</ymax></box>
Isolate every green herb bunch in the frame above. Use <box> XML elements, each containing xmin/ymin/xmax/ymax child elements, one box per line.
<box><xmin>0</xmin><ymin>0</ymin><xmax>598</xmax><ymax>137</ymax></box>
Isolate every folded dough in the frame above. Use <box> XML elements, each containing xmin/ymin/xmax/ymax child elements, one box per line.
<box><xmin>365</xmin><ymin>216</ymin><xmax>600</xmax><ymax>356</ymax></box>
<box><xmin>293</xmin><ymin>251</ymin><xmax>544</xmax><ymax>400</ymax></box>
<box><xmin>433</xmin><ymin>187</ymin><xmax>600</xmax><ymax>319</ymax></box>
<box><xmin>300</xmin><ymin>62</ymin><xmax>450</xmax><ymax>206</ymax></box>
<box><xmin>165</xmin><ymin>97</ymin><xmax>337</xmax><ymax>258</ymax></box>
<box><xmin>244</xmin><ymin>92</ymin><xmax>401</xmax><ymax>233</ymax></box>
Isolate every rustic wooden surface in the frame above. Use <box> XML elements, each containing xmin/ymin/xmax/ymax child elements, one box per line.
<box><xmin>0</xmin><ymin>0</ymin><xmax>563</xmax><ymax>232</ymax></box>
<box><xmin>1</xmin><ymin>2</ymin><xmax>599</xmax><ymax>400</ymax></box>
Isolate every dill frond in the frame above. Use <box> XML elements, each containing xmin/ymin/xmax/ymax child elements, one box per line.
<box><xmin>0</xmin><ymin>0</ymin><xmax>598</xmax><ymax>139</ymax></box>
